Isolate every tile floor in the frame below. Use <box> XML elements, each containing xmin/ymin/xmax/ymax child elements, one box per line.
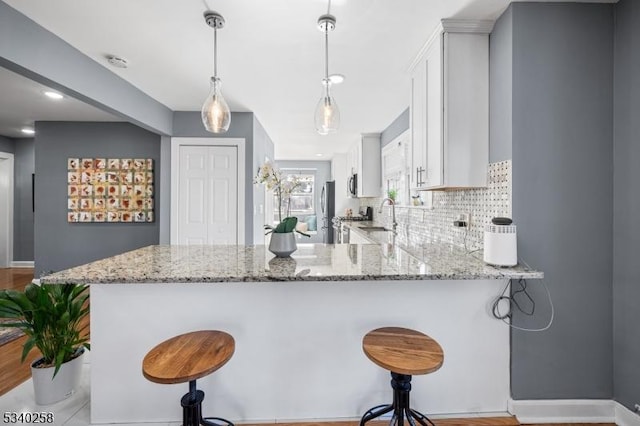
<box><xmin>0</xmin><ymin>353</ymin><xmax>180</xmax><ymax>426</ymax></box>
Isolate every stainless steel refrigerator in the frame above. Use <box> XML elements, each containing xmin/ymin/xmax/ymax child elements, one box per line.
<box><xmin>320</xmin><ymin>181</ymin><xmax>335</xmax><ymax>243</ymax></box>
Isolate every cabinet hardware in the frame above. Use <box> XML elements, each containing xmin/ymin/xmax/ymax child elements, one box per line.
<box><xmin>416</xmin><ymin>166</ymin><xmax>426</xmax><ymax>187</ymax></box>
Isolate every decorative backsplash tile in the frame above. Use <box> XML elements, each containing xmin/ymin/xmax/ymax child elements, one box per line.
<box><xmin>359</xmin><ymin>160</ymin><xmax>512</xmax><ymax>251</ymax></box>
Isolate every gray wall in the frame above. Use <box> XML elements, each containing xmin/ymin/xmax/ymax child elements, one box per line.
<box><xmin>0</xmin><ymin>1</ymin><xmax>172</xmax><ymax>135</ymax></box>
<box><xmin>613</xmin><ymin>0</ymin><xmax>640</xmax><ymax>411</ymax></box>
<box><xmin>13</xmin><ymin>138</ymin><xmax>34</xmax><ymax>261</ymax></box>
<box><xmin>489</xmin><ymin>7</ymin><xmax>513</xmax><ymax>163</ymax></box>
<box><xmin>0</xmin><ymin>135</ymin><xmax>14</xmax><ymax>153</ymax></box>
<box><xmin>381</xmin><ymin>108</ymin><xmax>410</xmax><ymax>147</ymax></box>
<box><xmin>159</xmin><ymin>136</ymin><xmax>171</xmax><ymax>244</ymax></box>
<box><xmin>173</xmin><ymin>111</ymin><xmax>256</xmax><ymax>245</ymax></box>
<box><xmin>253</xmin><ymin>116</ymin><xmax>275</xmax><ymax>245</ymax></box>
<box><xmin>507</xmin><ymin>3</ymin><xmax>614</xmax><ymax>399</ymax></box>
<box><xmin>275</xmin><ymin>160</ymin><xmax>332</xmax><ymax>244</ymax></box>
<box><xmin>34</xmin><ymin>122</ymin><xmax>161</xmax><ymax>276</ymax></box>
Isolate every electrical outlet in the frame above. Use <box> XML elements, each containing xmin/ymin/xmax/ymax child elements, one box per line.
<box><xmin>453</xmin><ymin>212</ymin><xmax>470</xmax><ymax>228</ymax></box>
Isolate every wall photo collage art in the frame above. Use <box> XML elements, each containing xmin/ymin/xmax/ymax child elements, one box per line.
<box><xmin>67</xmin><ymin>158</ymin><xmax>154</xmax><ymax>223</ymax></box>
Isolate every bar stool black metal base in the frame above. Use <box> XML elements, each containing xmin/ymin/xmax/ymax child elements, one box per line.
<box><xmin>360</xmin><ymin>373</ymin><xmax>435</xmax><ymax>426</ymax></box>
<box><xmin>180</xmin><ymin>380</ymin><xmax>234</xmax><ymax>426</ymax></box>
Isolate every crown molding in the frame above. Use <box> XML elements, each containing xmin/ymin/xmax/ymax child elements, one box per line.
<box><xmin>408</xmin><ymin>19</ymin><xmax>494</xmax><ymax>73</ymax></box>
<box><xmin>441</xmin><ymin>19</ymin><xmax>495</xmax><ymax>34</ymax></box>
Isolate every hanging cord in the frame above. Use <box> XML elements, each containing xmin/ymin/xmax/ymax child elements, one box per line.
<box><xmin>324</xmin><ymin>27</ymin><xmax>329</xmax><ymax>81</ymax></box>
<box><xmin>327</xmin><ymin>0</ymin><xmax>332</xmax><ymax>15</ymax></box>
<box><xmin>492</xmin><ymin>277</ymin><xmax>555</xmax><ymax>332</ymax></box>
<box><xmin>213</xmin><ymin>24</ymin><xmax>218</xmax><ymax>78</ymax></box>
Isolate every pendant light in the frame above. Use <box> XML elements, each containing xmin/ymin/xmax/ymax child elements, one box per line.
<box><xmin>315</xmin><ymin>12</ymin><xmax>340</xmax><ymax>135</ymax></box>
<box><xmin>202</xmin><ymin>11</ymin><xmax>231</xmax><ymax>133</ymax></box>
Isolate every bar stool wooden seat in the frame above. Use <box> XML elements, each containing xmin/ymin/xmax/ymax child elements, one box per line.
<box><xmin>360</xmin><ymin>327</ymin><xmax>444</xmax><ymax>426</ymax></box>
<box><xmin>143</xmin><ymin>330</ymin><xmax>235</xmax><ymax>426</ymax></box>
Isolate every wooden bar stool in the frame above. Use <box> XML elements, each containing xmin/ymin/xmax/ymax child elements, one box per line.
<box><xmin>142</xmin><ymin>330</ymin><xmax>235</xmax><ymax>426</ymax></box>
<box><xmin>360</xmin><ymin>327</ymin><xmax>444</xmax><ymax>426</ymax></box>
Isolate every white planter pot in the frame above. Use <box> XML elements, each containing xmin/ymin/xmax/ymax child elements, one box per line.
<box><xmin>268</xmin><ymin>232</ymin><xmax>297</xmax><ymax>257</ymax></box>
<box><xmin>31</xmin><ymin>348</ymin><xmax>84</xmax><ymax>405</ymax></box>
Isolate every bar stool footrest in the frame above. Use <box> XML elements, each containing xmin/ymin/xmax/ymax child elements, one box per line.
<box><xmin>202</xmin><ymin>417</ymin><xmax>235</xmax><ymax>426</ymax></box>
<box><xmin>359</xmin><ymin>373</ymin><xmax>435</xmax><ymax>426</ymax></box>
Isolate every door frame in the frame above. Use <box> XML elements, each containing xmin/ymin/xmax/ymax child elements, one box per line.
<box><xmin>170</xmin><ymin>138</ymin><xmax>245</xmax><ymax>245</ymax></box>
<box><xmin>0</xmin><ymin>151</ymin><xmax>14</xmax><ymax>268</ymax></box>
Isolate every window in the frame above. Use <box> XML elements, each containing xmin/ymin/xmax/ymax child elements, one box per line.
<box><xmin>274</xmin><ymin>171</ymin><xmax>315</xmax><ymax>221</ymax></box>
<box><xmin>382</xmin><ymin>139</ymin><xmax>409</xmax><ymax>206</ymax></box>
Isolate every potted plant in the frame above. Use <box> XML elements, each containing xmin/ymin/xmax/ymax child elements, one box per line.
<box><xmin>0</xmin><ymin>283</ymin><xmax>90</xmax><ymax>405</ymax></box>
<box><xmin>255</xmin><ymin>161</ymin><xmax>310</xmax><ymax>257</ymax></box>
<box><xmin>387</xmin><ymin>188</ymin><xmax>398</xmax><ymax>202</ymax></box>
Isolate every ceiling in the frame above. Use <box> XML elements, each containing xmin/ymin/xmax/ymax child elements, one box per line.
<box><xmin>1</xmin><ymin>0</ymin><xmax>618</xmax><ymax>158</ymax></box>
<box><xmin>0</xmin><ymin>67</ymin><xmax>120</xmax><ymax>139</ymax></box>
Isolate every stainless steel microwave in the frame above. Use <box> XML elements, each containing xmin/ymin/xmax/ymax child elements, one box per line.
<box><xmin>348</xmin><ymin>173</ymin><xmax>357</xmax><ymax>197</ymax></box>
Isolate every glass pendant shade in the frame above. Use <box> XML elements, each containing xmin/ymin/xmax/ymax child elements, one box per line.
<box><xmin>314</xmin><ymin>80</ymin><xmax>340</xmax><ymax>135</ymax></box>
<box><xmin>202</xmin><ymin>77</ymin><xmax>231</xmax><ymax>133</ymax></box>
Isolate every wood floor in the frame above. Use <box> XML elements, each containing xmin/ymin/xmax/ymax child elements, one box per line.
<box><xmin>0</xmin><ymin>267</ymin><xmax>33</xmax><ymax>290</ymax></box>
<box><xmin>0</xmin><ymin>267</ymin><xmax>37</xmax><ymax>396</ymax></box>
<box><xmin>244</xmin><ymin>420</ymin><xmax>615</xmax><ymax>426</ymax></box>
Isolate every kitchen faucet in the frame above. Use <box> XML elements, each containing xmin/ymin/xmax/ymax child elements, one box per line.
<box><xmin>378</xmin><ymin>198</ymin><xmax>397</xmax><ymax>233</ymax></box>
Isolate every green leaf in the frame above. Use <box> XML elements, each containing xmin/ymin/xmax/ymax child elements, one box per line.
<box><xmin>281</xmin><ymin>217</ymin><xmax>298</xmax><ymax>233</ymax></box>
<box><xmin>53</xmin><ymin>350</ymin><xmax>65</xmax><ymax>378</ymax></box>
<box><xmin>0</xmin><ymin>283</ymin><xmax>89</xmax><ymax>370</ymax></box>
<box><xmin>21</xmin><ymin>337</ymin><xmax>36</xmax><ymax>362</ymax></box>
<box><xmin>24</xmin><ymin>283</ymin><xmax>40</xmax><ymax>303</ymax></box>
<box><xmin>269</xmin><ymin>217</ymin><xmax>300</xmax><ymax>234</ymax></box>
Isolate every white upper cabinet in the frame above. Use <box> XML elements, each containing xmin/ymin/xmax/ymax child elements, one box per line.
<box><xmin>410</xmin><ymin>58</ymin><xmax>427</xmax><ymax>188</ymax></box>
<box><xmin>410</xmin><ymin>19</ymin><xmax>493</xmax><ymax>190</ymax></box>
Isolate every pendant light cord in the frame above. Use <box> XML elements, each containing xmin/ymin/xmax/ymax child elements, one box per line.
<box><xmin>324</xmin><ymin>29</ymin><xmax>329</xmax><ymax>81</ymax></box>
<box><xmin>214</xmin><ymin>26</ymin><xmax>218</xmax><ymax>78</ymax></box>
<box><xmin>327</xmin><ymin>0</ymin><xmax>332</xmax><ymax>15</ymax></box>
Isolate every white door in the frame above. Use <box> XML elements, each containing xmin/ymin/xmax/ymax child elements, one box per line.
<box><xmin>0</xmin><ymin>152</ymin><xmax>13</xmax><ymax>267</ymax></box>
<box><xmin>177</xmin><ymin>145</ymin><xmax>238</xmax><ymax>245</ymax></box>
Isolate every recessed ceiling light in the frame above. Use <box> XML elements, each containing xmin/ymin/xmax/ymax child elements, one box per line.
<box><xmin>21</xmin><ymin>128</ymin><xmax>35</xmax><ymax>135</ymax></box>
<box><xmin>315</xmin><ymin>153</ymin><xmax>323</xmax><ymax>157</ymax></box>
<box><xmin>328</xmin><ymin>74</ymin><xmax>345</xmax><ymax>84</ymax></box>
<box><xmin>44</xmin><ymin>91</ymin><xmax>63</xmax><ymax>100</ymax></box>
<box><xmin>106</xmin><ymin>55</ymin><xmax>128</xmax><ymax>69</ymax></box>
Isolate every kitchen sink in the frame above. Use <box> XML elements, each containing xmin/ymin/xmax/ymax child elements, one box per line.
<box><xmin>357</xmin><ymin>226</ymin><xmax>390</xmax><ymax>232</ymax></box>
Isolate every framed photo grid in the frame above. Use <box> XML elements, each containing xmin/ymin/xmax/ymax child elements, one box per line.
<box><xmin>67</xmin><ymin>158</ymin><xmax>154</xmax><ymax>223</ymax></box>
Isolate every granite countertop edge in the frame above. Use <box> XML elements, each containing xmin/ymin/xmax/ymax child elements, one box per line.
<box><xmin>40</xmin><ymin>270</ymin><xmax>543</xmax><ymax>285</ymax></box>
<box><xmin>39</xmin><ymin>238</ymin><xmax>543</xmax><ymax>285</ymax></box>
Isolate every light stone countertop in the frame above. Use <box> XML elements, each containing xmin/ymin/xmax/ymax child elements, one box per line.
<box><xmin>40</xmin><ymin>239</ymin><xmax>543</xmax><ymax>284</ymax></box>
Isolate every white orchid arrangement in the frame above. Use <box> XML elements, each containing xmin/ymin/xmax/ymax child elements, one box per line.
<box><xmin>254</xmin><ymin>161</ymin><xmax>309</xmax><ymax>236</ymax></box>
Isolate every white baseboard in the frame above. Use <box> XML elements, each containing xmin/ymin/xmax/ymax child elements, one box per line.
<box><xmin>10</xmin><ymin>260</ymin><xmax>34</xmax><ymax>268</ymax></box>
<box><xmin>617</xmin><ymin>402</ymin><xmax>640</xmax><ymax>426</ymax></box>
<box><xmin>509</xmin><ymin>399</ymin><xmax>640</xmax><ymax>425</ymax></box>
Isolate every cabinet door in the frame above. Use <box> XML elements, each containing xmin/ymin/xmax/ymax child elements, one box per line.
<box><xmin>355</xmin><ymin>141</ymin><xmax>362</xmax><ymax>181</ymax></box>
<box><xmin>349</xmin><ymin>228</ymin><xmax>372</xmax><ymax>245</ymax></box>
<box><xmin>410</xmin><ymin>59</ymin><xmax>427</xmax><ymax>187</ymax></box>
<box><xmin>358</xmin><ymin>135</ymin><xmax>382</xmax><ymax>197</ymax></box>
<box><xmin>426</xmin><ymin>32</ymin><xmax>444</xmax><ymax>188</ymax></box>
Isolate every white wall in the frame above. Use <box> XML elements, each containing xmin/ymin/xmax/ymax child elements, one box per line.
<box><xmin>331</xmin><ymin>153</ymin><xmax>359</xmax><ymax>217</ymax></box>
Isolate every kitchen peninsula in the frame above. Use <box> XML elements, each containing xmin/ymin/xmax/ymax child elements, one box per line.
<box><xmin>41</xmin><ymin>243</ymin><xmax>542</xmax><ymax>424</ymax></box>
